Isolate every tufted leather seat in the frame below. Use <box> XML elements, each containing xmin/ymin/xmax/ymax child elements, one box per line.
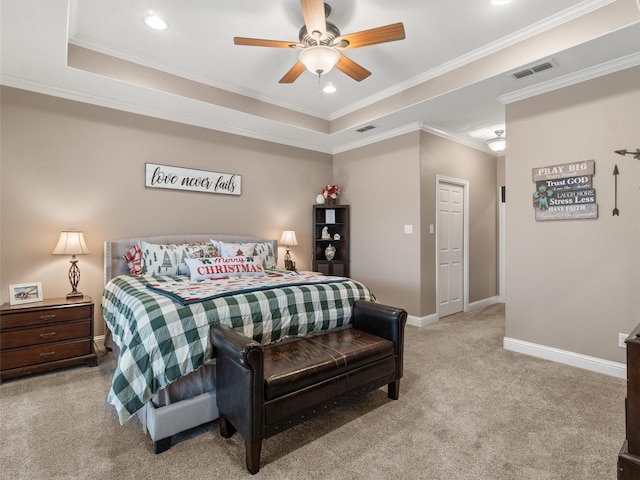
<box><xmin>263</xmin><ymin>326</ymin><xmax>394</xmax><ymax>399</ymax></box>
<box><xmin>210</xmin><ymin>300</ymin><xmax>407</xmax><ymax>474</ymax></box>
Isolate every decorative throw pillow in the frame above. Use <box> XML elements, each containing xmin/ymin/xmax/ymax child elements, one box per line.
<box><xmin>185</xmin><ymin>243</ymin><xmax>220</xmax><ymax>260</ymax></box>
<box><xmin>123</xmin><ymin>244</ymin><xmax>143</xmax><ymax>275</ymax></box>
<box><xmin>140</xmin><ymin>242</ymin><xmax>205</xmax><ymax>276</ymax></box>
<box><xmin>184</xmin><ymin>256</ymin><xmax>266</xmax><ymax>281</ymax></box>
<box><xmin>216</xmin><ymin>241</ymin><xmax>276</xmax><ymax>269</ymax></box>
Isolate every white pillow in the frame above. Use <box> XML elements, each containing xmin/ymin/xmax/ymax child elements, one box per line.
<box><xmin>140</xmin><ymin>241</ymin><xmax>205</xmax><ymax>276</ymax></box>
<box><xmin>184</xmin><ymin>256</ymin><xmax>266</xmax><ymax>281</ymax></box>
<box><xmin>185</xmin><ymin>242</ymin><xmax>221</xmax><ymax>259</ymax></box>
<box><xmin>216</xmin><ymin>241</ymin><xmax>276</xmax><ymax>269</ymax></box>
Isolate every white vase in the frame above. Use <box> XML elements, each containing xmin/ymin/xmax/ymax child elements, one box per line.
<box><xmin>316</xmin><ymin>194</ymin><xmax>325</xmax><ymax>205</ymax></box>
<box><xmin>325</xmin><ymin>244</ymin><xmax>336</xmax><ymax>261</ymax></box>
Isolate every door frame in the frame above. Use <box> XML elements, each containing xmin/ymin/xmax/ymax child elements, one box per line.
<box><xmin>435</xmin><ymin>175</ymin><xmax>470</xmax><ymax>317</ymax></box>
<box><xmin>498</xmin><ymin>186</ymin><xmax>506</xmax><ymax>302</ymax></box>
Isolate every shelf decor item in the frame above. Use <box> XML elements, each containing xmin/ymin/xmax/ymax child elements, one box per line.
<box><xmin>321</xmin><ymin>185</ymin><xmax>340</xmax><ymax>205</ymax></box>
<box><xmin>325</xmin><ymin>244</ymin><xmax>336</xmax><ymax>261</ymax></box>
<box><xmin>52</xmin><ymin>230</ymin><xmax>90</xmax><ymax>298</ymax></box>
<box><xmin>325</xmin><ymin>209</ymin><xmax>336</xmax><ymax>224</ymax></box>
<box><xmin>315</xmin><ymin>193</ymin><xmax>325</xmax><ymax>204</ymax></box>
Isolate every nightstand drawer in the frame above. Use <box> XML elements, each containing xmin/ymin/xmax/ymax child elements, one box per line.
<box><xmin>0</xmin><ymin>339</ymin><xmax>92</xmax><ymax>370</ymax></box>
<box><xmin>0</xmin><ymin>305</ymin><xmax>92</xmax><ymax>329</ymax></box>
<box><xmin>0</xmin><ymin>321</ymin><xmax>91</xmax><ymax>349</ymax></box>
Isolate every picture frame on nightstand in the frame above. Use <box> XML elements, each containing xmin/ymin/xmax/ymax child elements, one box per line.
<box><xmin>9</xmin><ymin>282</ymin><xmax>43</xmax><ymax>305</ymax></box>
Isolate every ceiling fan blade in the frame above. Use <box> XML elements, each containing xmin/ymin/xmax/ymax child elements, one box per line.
<box><xmin>300</xmin><ymin>0</ymin><xmax>327</xmax><ymax>40</ymax></box>
<box><xmin>338</xmin><ymin>22</ymin><xmax>406</xmax><ymax>49</ymax></box>
<box><xmin>279</xmin><ymin>61</ymin><xmax>307</xmax><ymax>83</ymax></box>
<box><xmin>234</xmin><ymin>37</ymin><xmax>299</xmax><ymax>49</ymax></box>
<box><xmin>335</xmin><ymin>54</ymin><xmax>371</xmax><ymax>82</ymax></box>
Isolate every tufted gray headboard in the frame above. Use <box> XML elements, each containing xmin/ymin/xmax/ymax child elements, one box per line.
<box><xmin>104</xmin><ymin>234</ymin><xmax>278</xmax><ymax>285</ymax></box>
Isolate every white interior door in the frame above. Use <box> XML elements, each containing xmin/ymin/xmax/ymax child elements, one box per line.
<box><xmin>438</xmin><ymin>181</ymin><xmax>464</xmax><ymax>317</ymax></box>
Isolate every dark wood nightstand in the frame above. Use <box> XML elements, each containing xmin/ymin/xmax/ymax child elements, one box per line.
<box><xmin>0</xmin><ymin>296</ymin><xmax>97</xmax><ymax>383</ymax></box>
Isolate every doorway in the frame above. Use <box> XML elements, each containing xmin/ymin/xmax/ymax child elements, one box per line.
<box><xmin>436</xmin><ymin>176</ymin><xmax>469</xmax><ymax>318</ymax></box>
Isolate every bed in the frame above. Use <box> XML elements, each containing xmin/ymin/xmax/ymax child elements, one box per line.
<box><xmin>101</xmin><ymin>234</ymin><xmax>375</xmax><ymax>453</ymax></box>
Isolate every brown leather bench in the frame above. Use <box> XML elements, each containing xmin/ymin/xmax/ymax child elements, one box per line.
<box><xmin>210</xmin><ymin>300</ymin><xmax>407</xmax><ymax>474</ymax></box>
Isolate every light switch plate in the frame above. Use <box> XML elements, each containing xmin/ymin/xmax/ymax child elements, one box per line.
<box><xmin>620</xmin><ymin>333</ymin><xmax>628</xmax><ymax>348</ymax></box>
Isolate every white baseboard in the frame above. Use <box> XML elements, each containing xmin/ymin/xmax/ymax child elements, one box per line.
<box><xmin>407</xmin><ymin>313</ymin><xmax>438</xmax><ymax>328</ymax></box>
<box><xmin>94</xmin><ymin>334</ymin><xmax>105</xmax><ymax>352</ymax></box>
<box><xmin>407</xmin><ymin>297</ymin><xmax>500</xmax><ymax>328</ymax></box>
<box><xmin>504</xmin><ymin>337</ymin><xmax>626</xmax><ymax>379</ymax></box>
<box><xmin>468</xmin><ymin>296</ymin><xmax>499</xmax><ymax>311</ymax></box>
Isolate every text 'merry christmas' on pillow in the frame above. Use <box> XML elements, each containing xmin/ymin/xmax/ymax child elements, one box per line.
<box><xmin>184</xmin><ymin>256</ymin><xmax>266</xmax><ymax>281</ymax></box>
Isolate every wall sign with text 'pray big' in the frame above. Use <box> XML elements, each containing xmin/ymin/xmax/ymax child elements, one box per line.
<box><xmin>532</xmin><ymin>160</ymin><xmax>597</xmax><ymax>221</ymax></box>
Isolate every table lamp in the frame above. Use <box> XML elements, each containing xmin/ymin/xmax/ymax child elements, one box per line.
<box><xmin>52</xmin><ymin>230</ymin><xmax>90</xmax><ymax>298</ymax></box>
<box><xmin>279</xmin><ymin>230</ymin><xmax>298</xmax><ymax>271</ymax></box>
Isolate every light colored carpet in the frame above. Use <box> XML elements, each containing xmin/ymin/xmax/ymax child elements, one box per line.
<box><xmin>0</xmin><ymin>304</ymin><xmax>626</xmax><ymax>479</ymax></box>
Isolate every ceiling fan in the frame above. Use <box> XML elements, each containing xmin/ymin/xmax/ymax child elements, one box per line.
<box><xmin>233</xmin><ymin>0</ymin><xmax>406</xmax><ymax>83</ymax></box>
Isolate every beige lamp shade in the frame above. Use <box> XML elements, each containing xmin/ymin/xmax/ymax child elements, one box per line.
<box><xmin>279</xmin><ymin>230</ymin><xmax>298</xmax><ymax>247</ymax></box>
<box><xmin>52</xmin><ymin>231</ymin><xmax>90</xmax><ymax>256</ymax></box>
<box><xmin>280</xmin><ymin>230</ymin><xmax>298</xmax><ymax>272</ymax></box>
<box><xmin>52</xmin><ymin>230</ymin><xmax>89</xmax><ymax>298</ymax></box>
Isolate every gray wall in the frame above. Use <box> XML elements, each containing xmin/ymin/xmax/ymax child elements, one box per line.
<box><xmin>1</xmin><ymin>87</ymin><xmax>499</xmax><ymax>334</ymax></box>
<box><xmin>0</xmin><ymin>87</ymin><xmax>332</xmax><ymax>334</ymax></box>
<box><xmin>505</xmin><ymin>65</ymin><xmax>640</xmax><ymax>364</ymax></box>
<box><xmin>333</xmin><ymin>132</ymin><xmax>423</xmax><ymax>314</ymax></box>
<box><xmin>334</xmin><ymin>130</ymin><xmax>498</xmax><ymax>318</ymax></box>
<box><xmin>420</xmin><ymin>132</ymin><xmax>498</xmax><ymax>315</ymax></box>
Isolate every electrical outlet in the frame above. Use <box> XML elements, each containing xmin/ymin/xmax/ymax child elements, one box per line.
<box><xmin>619</xmin><ymin>333</ymin><xmax>628</xmax><ymax>348</ymax></box>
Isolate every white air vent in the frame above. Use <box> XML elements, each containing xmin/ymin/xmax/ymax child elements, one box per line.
<box><xmin>510</xmin><ymin>59</ymin><xmax>557</xmax><ymax>80</ymax></box>
<box><xmin>356</xmin><ymin>125</ymin><xmax>376</xmax><ymax>133</ymax></box>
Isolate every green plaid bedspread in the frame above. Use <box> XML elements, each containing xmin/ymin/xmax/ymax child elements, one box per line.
<box><xmin>101</xmin><ymin>273</ymin><xmax>374</xmax><ymax>423</ymax></box>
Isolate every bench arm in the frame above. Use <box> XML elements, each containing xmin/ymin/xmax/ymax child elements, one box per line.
<box><xmin>210</xmin><ymin>325</ymin><xmax>264</xmax><ymax>444</ymax></box>
<box><xmin>210</xmin><ymin>324</ymin><xmax>263</xmax><ymax>370</ymax></box>
<box><xmin>352</xmin><ymin>300</ymin><xmax>407</xmax><ymax>378</ymax></box>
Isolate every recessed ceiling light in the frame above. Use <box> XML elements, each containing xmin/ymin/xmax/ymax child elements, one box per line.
<box><xmin>323</xmin><ymin>84</ymin><xmax>337</xmax><ymax>94</ymax></box>
<box><xmin>144</xmin><ymin>15</ymin><xmax>168</xmax><ymax>31</ymax></box>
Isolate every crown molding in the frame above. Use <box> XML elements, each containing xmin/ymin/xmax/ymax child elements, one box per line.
<box><xmin>1</xmin><ymin>74</ymin><xmax>490</xmax><ymax>156</ymax></box>
<box><xmin>331</xmin><ymin>122</ymin><xmax>492</xmax><ymax>155</ymax></box>
<box><xmin>0</xmin><ymin>74</ymin><xmax>335</xmax><ymax>154</ymax></box>
<box><xmin>332</xmin><ymin>122</ymin><xmax>423</xmax><ymax>154</ymax></box>
<box><xmin>499</xmin><ymin>51</ymin><xmax>640</xmax><ymax>104</ymax></box>
<box><xmin>69</xmin><ymin>0</ymin><xmax>615</xmax><ymax>124</ymax></box>
<box><xmin>420</xmin><ymin>125</ymin><xmax>497</xmax><ymax>155</ymax></box>
<box><xmin>329</xmin><ymin>0</ymin><xmax>615</xmax><ymax>120</ymax></box>
<box><xmin>68</xmin><ymin>37</ymin><xmax>332</xmax><ymax>121</ymax></box>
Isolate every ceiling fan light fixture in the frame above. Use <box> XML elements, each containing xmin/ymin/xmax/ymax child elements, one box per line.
<box><xmin>299</xmin><ymin>46</ymin><xmax>340</xmax><ymax>76</ymax></box>
<box><xmin>486</xmin><ymin>130</ymin><xmax>506</xmax><ymax>153</ymax></box>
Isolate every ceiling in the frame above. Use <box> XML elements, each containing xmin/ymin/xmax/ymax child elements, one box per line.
<box><xmin>2</xmin><ymin>0</ymin><xmax>640</xmax><ymax>154</ymax></box>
